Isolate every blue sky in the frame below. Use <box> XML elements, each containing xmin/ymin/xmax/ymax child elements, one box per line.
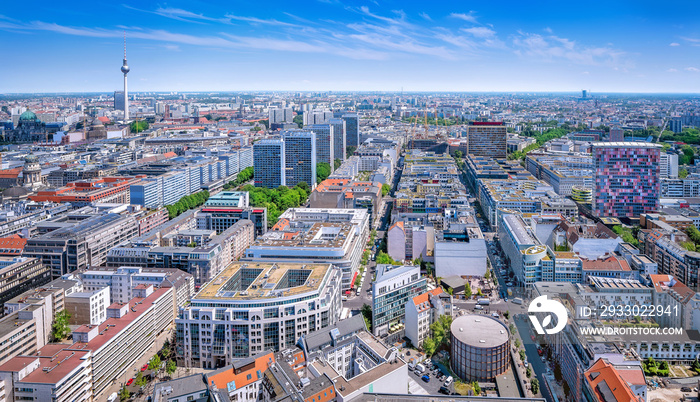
<box><xmin>1</xmin><ymin>0</ymin><xmax>699</xmax><ymax>93</ymax></box>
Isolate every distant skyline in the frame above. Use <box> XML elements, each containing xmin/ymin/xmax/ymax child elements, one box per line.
<box><xmin>1</xmin><ymin>0</ymin><xmax>700</xmax><ymax>93</ymax></box>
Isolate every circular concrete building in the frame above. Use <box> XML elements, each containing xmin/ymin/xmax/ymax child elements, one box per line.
<box><xmin>450</xmin><ymin>314</ymin><xmax>510</xmax><ymax>381</ymax></box>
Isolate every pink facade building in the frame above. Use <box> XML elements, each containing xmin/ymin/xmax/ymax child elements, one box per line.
<box><xmin>593</xmin><ymin>142</ymin><xmax>661</xmax><ymax>218</ymax></box>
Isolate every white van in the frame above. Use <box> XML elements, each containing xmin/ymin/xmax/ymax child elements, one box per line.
<box><xmin>107</xmin><ymin>393</ymin><xmax>119</xmax><ymax>402</ymax></box>
<box><xmin>415</xmin><ymin>364</ymin><xmax>426</xmax><ymax>373</ymax></box>
<box><xmin>444</xmin><ymin>376</ymin><xmax>453</xmax><ymax>387</ymax></box>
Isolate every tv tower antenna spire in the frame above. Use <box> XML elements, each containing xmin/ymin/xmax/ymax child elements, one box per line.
<box><xmin>121</xmin><ymin>31</ymin><xmax>131</xmax><ymax>121</ymax></box>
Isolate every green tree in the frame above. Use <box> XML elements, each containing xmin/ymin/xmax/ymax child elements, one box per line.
<box><xmin>519</xmin><ymin>350</ymin><xmax>526</xmax><ymax>361</ymax></box>
<box><xmin>454</xmin><ymin>150</ymin><xmax>463</xmax><ymax>159</ymax></box>
<box><xmin>381</xmin><ymin>183</ymin><xmax>390</xmax><ymax>197</ymax></box>
<box><xmin>472</xmin><ymin>381</ymin><xmax>481</xmax><ymax>395</ymax></box>
<box><xmin>503</xmin><ymin>311</ymin><xmax>510</xmax><ymax>319</ymax></box>
<box><xmin>334</xmin><ymin>158</ymin><xmax>342</xmax><ymax>170</ymax></box>
<box><xmin>316</xmin><ymin>162</ymin><xmax>331</xmax><ymax>184</ymax></box>
<box><xmin>531</xmin><ymin>378</ymin><xmax>540</xmax><ymax>394</ymax></box>
<box><xmin>119</xmin><ymin>386</ymin><xmax>131</xmax><ymax>401</ymax></box>
<box><xmin>361</xmin><ymin>304</ymin><xmax>373</xmax><ymax>331</ymax></box>
<box><xmin>422</xmin><ymin>337</ymin><xmax>437</xmax><ymax>356</ymax></box>
<box><xmin>166</xmin><ymin>360</ymin><xmax>177</xmax><ymax>376</ymax></box>
<box><xmin>682</xmin><ymin>241</ymin><xmax>697</xmax><ymax>251</ymax></box>
<box><xmin>680</xmin><ymin>168</ymin><xmax>689</xmax><ymax>178</ymax></box>
<box><xmin>130</xmin><ymin>120</ymin><xmax>149</xmax><ymax>133</ymax></box>
<box><xmin>376</xmin><ymin>251</ymin><xmax>398</xmax><ymax>265</ymax></box>
<box><xmin>526</xmin><ymin>366</ymin><xmax>532</xmax><ymax>377</ymax></box>
<box><xmin>293</xmin><ymin>114</ymin><xmax>303</xmax><ymax>128</ymax></box>
<box><xmin>687</xmin><ymin>226</ymin><xmax>700</xmax><ymax>245</ymax></box>
<box><xmin>51</xmin><ymin>310</ymin><xmax>71</xmax><ymax>341</ymax></box>
<box><xmin>148</xmin><ymin>355</ymin><xmax>161</xmax><ymax>370</ymax></box>
<box><xmin>135</xmin><ymin>371</ymin><xmax>147</xmax><ymax>387</ymax></box>
<box><xmin>464</xmin><ymin>281</ymin><xmax>472</xmax><ymax>298</ymax></box>
<box><xmin>346</xmin><ymin>146</ymin><xmax>356</xmax><ymax>158</ymax></box>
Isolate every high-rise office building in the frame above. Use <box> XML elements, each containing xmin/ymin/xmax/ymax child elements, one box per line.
<box><xmin>282</xmin><ymin>130</ymin><xmax>316</xmax><ymax>188</ymax></box>
<box><xmin>670</xmin><ymin>117</ymin><xmax>683</xmax><ymax>134</ymax></box>
<box><xmin>660</xmin><ymin>153</ymin><xmax>679</xmax><ymax>179</ymax></box>
<box><xmin>253</xmin><ymin>138</ymin><xmax>285</xmax><ymax>188</ymax></box>
<box><xmin>328</xmin><ymin>118</ymin><xmax>347</xmax><ymax>162</ymax></box>
<box><xmin>341</xmin><ymin>113</ymin><xmax>359</xmax><ymax>148</ymax></box>
<box><xmin>467</xmin><ymin>122</ymin><xmax>507</xmax><ymax>159</ymax></box>
<box><xmin>609</xmin><ymin>125</ymin><xmax>624</xmax><ymax>142</ymax></box>
<box><xmin>268</xmin><ymin>107</ymin><xmax>293</xmax><ymax>124</ymax></box>
<box><xmin>114</xmin><ymin>91</ymin><xmax>125</xmax><ymax>111</ymax></box>
<box><xmin>306</xmin><ymin>124</ymin><xmax>334</xmax><ymax>169</ymax></box>
<box><xmin>303</xmin><ymin>110</ymin><xmax>333</xmax><ymax>125</ymax></box>
<box><xmin>593</xmin><ymin>142</ymin><xmax>662</xmax><ymax>218</ymax></box>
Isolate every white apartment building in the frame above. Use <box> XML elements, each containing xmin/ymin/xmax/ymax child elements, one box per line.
<box><xmin>175</xmin><ymin>262</ymin><xmax>342</xmax><ymax>368</ymax></box>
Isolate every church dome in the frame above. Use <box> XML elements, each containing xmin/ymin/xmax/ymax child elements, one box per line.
<box><xmin>19</xmin><ymin>111</ymin><xmax>37</xmax><ymax>121</ymax></box>
<box><xmin>2</xmin><ymin>187</ymin><xmax>29</xmax><ymax>199</ymax></box>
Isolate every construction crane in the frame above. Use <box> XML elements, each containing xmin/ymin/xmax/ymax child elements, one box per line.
<box><xmin>409</xmin><ymin>112</ymin><xmax>419</xmax><ymax>149</ymax></box>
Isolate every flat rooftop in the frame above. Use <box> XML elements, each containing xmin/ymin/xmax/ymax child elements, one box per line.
<box><xmin>194</xmin><ymin>262</ymin><xmax>331</xmax><ymax>300</ymax></box>
<box><xmin>451</xmin><ymin>315</ymin><xmax>510</xmax><ymax>348</ymax></box>
<box><xmin>251</xmin><ymin>222</ymin><xmax>354</xmax><ymax>249</ymax></box>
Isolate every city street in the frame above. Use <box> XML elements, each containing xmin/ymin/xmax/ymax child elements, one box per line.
<box><xmin>514</xmin><ymin>314</ymin><xmax>554</xmax><ymax>402</ymax></box>
<box><xmin>99</xmin><ymin>328</ymin><xmax>173</xmax><ymax>400</ymax></box>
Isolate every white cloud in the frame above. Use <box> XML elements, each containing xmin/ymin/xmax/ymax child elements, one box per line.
<box><xmin>224</xmin><ymin>14</ymin><xmax>301</xmax><ymax>28</ymax></box>
<box><xmin>512</xmin><ymin>31</ymin><xmax>631</xmax><ymax>69</ymax></box>
<box><xmin>544</xmin><ymin>27</ymin><xmax>553</xmax><ymax>34</ymax></box>
<box><xmin>686</xmin><ymin>67</ymin><xmax>700</xmax><ymax>72</ymax></box>
<box><xmin>667</xmin><ymin>68</ymin><xmax>678</xmax><ymax>73</ymax></box>
<box><xmin>419</xmin><ymin>12</ymin><xmax>432</xmax><ymax>21</ymax></box>
<box><xmin>450</xmin><ymin>12</ymin><xmax>478</xmax><ymax>23</ymax></box>
<box><xmin>461</xmin><ymin>26</ymin><xmax>496</xmax><ymax>38</ymax></box>
<box><xmin>669</xmin><ymin>42</ymin><xmax>680</xmax><ymax>46</ymax></box>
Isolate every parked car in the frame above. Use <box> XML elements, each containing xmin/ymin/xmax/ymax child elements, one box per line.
<box><xmin>126</xmin><ymin>378</ymin><xmax>134</xmax><ymax>386</ymax></box>
<box><xmin>414</xmin><ymin>369</ymin><xmax>421</xmax><ymax>376</ymax></box>
<box><xmin>141</xmin><ymin>364</ymin><xmax>148</xmax><ymax>372</ymax></box>
<box><xmin>474</xmin><ymin>305</ymin><xmax>484</xmax><ymax>310</ymax></box>
<box><xmin>681</xmin><ymin>387</ymin><xmax>691</xmax><ymax>392</ymax></box>
<box><xmin>421</xmin><ymin>375</ymin><xmax>430</xmax><ymax>383</ymax></box>
<box><xmin>438</xmin><ymin>386</ymin><xmax>450</xmax><ymax>395</ymax></box>
<box><xmin>444</xmin><ymin>376</ymin><xmax>454</xmax><ymax>387</ymax></box>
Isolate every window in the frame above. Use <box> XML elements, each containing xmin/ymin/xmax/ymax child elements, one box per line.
<box><xmin>187</xmin><ymin>397</ymin><xmax>194</xmax><ymax>402</ymax></box>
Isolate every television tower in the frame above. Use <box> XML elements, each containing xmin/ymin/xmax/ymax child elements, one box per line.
<box><xmin>121</xmin><ymin>32</ymin><xmax>130</xmax><ymax>121</ymax></box>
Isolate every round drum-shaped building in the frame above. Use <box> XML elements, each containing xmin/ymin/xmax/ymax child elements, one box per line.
<box><xmin>450</xmin><ymin>314</ymin><xmax>510</xmax><ymax>381</ymax></box>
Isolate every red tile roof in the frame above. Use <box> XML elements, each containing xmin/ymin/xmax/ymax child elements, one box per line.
<box><xmin>206</xmin><ymin>351</ymin><xmax>275</xmax><ymax>391</ymax></box>
<box><xmin>0</xmin><ymin>168</ymin><xmax>22</xmax><ymax>179</ymax></box>
<box><xmin>581</xmin><ymin>256</ymin><xmax>631</xmax><ymax>272</ymax></box>
<box><xmin>411</xmin><ymin>288</ymin><xmax>444</xmax><ymax>313</ymax></box>
<box><xmin>584</xmin><ymin>358</ymin><xmax>642</xmax><ymax>402</ymax></box>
